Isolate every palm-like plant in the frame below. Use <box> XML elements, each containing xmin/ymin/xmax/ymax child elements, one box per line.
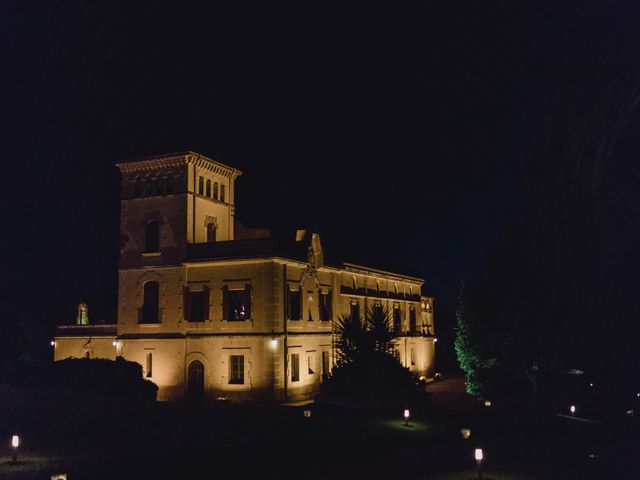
<box><xmin>333</xmin><ymin>305</ymin><xmax>395</xmax><ymax>365</ymax></box>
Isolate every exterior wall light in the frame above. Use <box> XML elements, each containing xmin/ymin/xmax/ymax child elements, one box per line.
<box><xmin>474</xmin><ymin>448</ymin><xmax>484</xmax><ymax>479</ymax></box>
<box><xmin>50</xmin><ymin>340</ymin><xmax>55</xmax><ymax>346</ymax></box>
<box><xmin>270</xmin><ymin>338</ymin><xmax>278</xmax><ymax>350</ymax></box>
<box><xmin>112</xmin><ymin>341</ymin><xmax>118</xmax><ymax>347</ymax></box>
<box><xmin>11</xmin><ymin>435</ymin><xmax>19</xmax><ymax>463</ymax></box>
<box><xmin>484</xmin><ymin>400</ymin><xmax>491</xmax><ymax>407</ymax></box>
<box><xmin>433</xmin><ymin>337</ymin><xmax>438</xmax><ymax>343</ymax></box>
<box><xmin>303</xmin><ymin>409</ymin><xmax>311</xmax><ymax>418</ymax></box>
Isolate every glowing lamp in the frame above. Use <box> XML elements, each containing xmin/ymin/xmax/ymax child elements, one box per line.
<box><xmin>475</xmin><ymin>448</ymin><xmax>483</xmax><ymax>461</ymax></box>
<box><xmin>570</xmin><ymin>405</ymin><xmax>576</xmax><ymax>415</ymax></box>
<box><xmin>589</xmin><ymin>382</ymin><xmax>594</xmax><ymax>387</ymax></box>
<box><xmin>112</xmin><ymin>341</ymin><xmax>117</xmax><ymax>347</ymax></box>
<box><xmin>270</xmin><ymin>338</ymin><xmax>278</xmax><ymax>350</ymax></box>
<box><xmin>433</xmin><ymin>337</ymin><xmax>438</xmax><ymax>343</ymax></box>
<box><xmin>484</xmin><ymin>400</ymin><xmax>492</xmax><ymax>407</ymax></box>
<box><xmin>11</xmin><ymin>435</ymin><xmax>19</xmax><ymax>448</ymax></box>
<box><xmin>303</xmin><ymin>409</ymin><xmax>311</xmax><ymax>418</ymax></box>
<box><xmin>636</xmin><ymin>393</ymin><xmax>640</xmax><ymax>398</ymax></box>
<box><xmin>461</xmin><ymin>428</ymin><xmax>471</xmax><ymax>439</ymax></box>
<box><xmin>50</xmin><ymin>340</ymin><xmax>55</xmax><ymax>346</ymax></box>
<box><xmin>626</xmin><ymin>409</ymin><xmax>634</xmax><ymax>416</ymax></box>
<box><xmin>403</xmin><ymin>408</ymin><xmax>410</xmax><ymax>426</ymax></box>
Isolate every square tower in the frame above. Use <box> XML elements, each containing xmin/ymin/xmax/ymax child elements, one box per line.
<box><xmin>116</xmin><ymin>152</ymin><xmax>242</xmax><ymax>268</ymax></box>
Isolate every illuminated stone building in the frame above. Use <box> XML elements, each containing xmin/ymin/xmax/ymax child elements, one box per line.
<box><xmin>54</xmin><ymin>152</ymin><xmax>436</xmax><ymax>402</ymax></box>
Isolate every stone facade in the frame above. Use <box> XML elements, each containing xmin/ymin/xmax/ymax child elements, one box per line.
<box><xmin>54</xmin><ymin>152</ymin><xmax>436</xmax><ymax>402</ymax></box>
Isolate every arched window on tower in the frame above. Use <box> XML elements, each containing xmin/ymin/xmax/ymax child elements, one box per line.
<box><xmin>134</xmin><ymin>177</ymin><xmax>143</xmax><ymax>196</ymax></box>
<box><xmin>205</xmin><ymin>179</ymin><xmax>211</xmax><ymax>197</ymax></box>
<box><xmin>198</xmin><ymin>176</ymin><xmax>204</xmax><ymax>195</ymax></box>
<box><xmin>140</xmin><ymin>281</ymin><xmax>160</xmax><ymax>324</ymax></box>
<box><xmin>220</xmin><ymin>184</ymin><xmax>226</xmax><ymax>202</ymax></box>
<box><xmin>213</xmin><ymin>182</ymin><xmax>219</xmax><ymax>200</ymax></box>
<box><xmin>144</xmin><ymin>175</ymin><xmax>153</xmax><ymax>195</ymax></box>
<box><xmin>166</xmin><ymin>173</ymin><xmax>174</xmax><ymax>194</ymax></box>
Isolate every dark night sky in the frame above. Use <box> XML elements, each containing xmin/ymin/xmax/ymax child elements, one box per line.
<box><xmin>0</xmin><ymin>2</ymin><xmax>624</xmax><ymax>364</ymax></box>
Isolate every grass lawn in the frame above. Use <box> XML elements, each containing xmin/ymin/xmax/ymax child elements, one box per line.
<box><xmin>1</xmin><ymin>379</ymin><xmax>639</xmax><ymax>479</ymax></box>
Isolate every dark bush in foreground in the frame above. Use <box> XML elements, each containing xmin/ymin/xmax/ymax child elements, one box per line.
<box><xmin>0</xmin><ymin>357</ymin><xmax>157</xmax><ymax>401</ymax></box>
<box><xmin>322</xmin><ymin>352</ymin><xmax>430</xmax><ymax>414</ymax></box>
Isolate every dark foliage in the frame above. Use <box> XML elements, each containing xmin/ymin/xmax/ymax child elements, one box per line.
<box><xmin>0</xmin><ymin>357</ymin><xmax>158</xmax><ymax>401</ymax></box>
<box><xmin>326</xmin><ymin>307</ymin><xmax>429</xmax><ymax>411</ymax></box>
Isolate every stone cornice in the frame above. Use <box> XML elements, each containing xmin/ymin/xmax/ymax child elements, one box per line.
<box><xmin>342</xmin><ymin>262</ymin><xmax>424</xmax><ymax>284</ymax></box>
<box><xmin>115</xmin><ymin>151</ymin><xmax>242</xmax><ymax>179</ymax></box>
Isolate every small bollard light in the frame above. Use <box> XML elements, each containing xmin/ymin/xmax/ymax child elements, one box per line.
<box><xmin>461</xmin><ymin>428</ymin><xmax>471</xmax><ymax>439</ymax></box>
<box><xmin>484</xmin><ymin>400</ymin><xmax>491</xmax><ymax>407</ymax></box>
<box><xmin>474</xmin><ymin>448</ymin><xmax>484</xmax><ymax>480</ymax></box>
<box><xmin>11</xmin><ymin>435</ymin><xmax>19</xmax><ymax>463</ymax></box>
<box><xmin>404</xmin><ymin>409</ymin><xmax>410</xmax><ymax>426</ymax></box>
<box><xmin>589</xmin><ymin>382</ymin><xmax>594</xmax><ymax>388</ymax></box>
<box><xmin>570</xmin><ymin>405</ymin><xmax>576</xmax><ymax>416</ymax></box>
<box><xmin>303</xmin><ymin>409</ymin><xmax>311</xmax><ymax>418</ymax></box>
<box><xmin>626</xmin><ymin>409</ymin><xmax>634</xmax><ymax>417</ymax></box>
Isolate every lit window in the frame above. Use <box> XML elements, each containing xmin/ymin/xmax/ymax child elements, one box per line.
<box><xmin>146</xmin><ymin>352</ymin><xmax>153</xmax><ymax>377</ymax></box>
<box><xmin>144</xmin><ymin>220</ymin><xmax>160</xmax><ymax>253</ymax></box>
<box><xmin>291</xmin><ymin>353</ymin><xmax>300</xmax><ymax>382</ymax></box>
<box><xmin>141</xmin><ymin>281</ymin><xmax>160</xmax><ymax>323</ymax></box>
<box><xmin>213</xmin><ymin>182</ymin><xmax>219</xmax><ymax>200</ymax></box>
<box><xmin>287</xmin><ymin>286</ymin><xmax>302</xmax><ymax>321</ymax></box>
<box><xmin>223</xmin><ymin>285</ymin><xmax>251</xmax><ymax>321</ymax></box>
<box><xmin>184</xmin><ymin>286</ymin><xmax>210</xmax><ymax>322</ymax></box>
<box><xmin>198</xmin><ymin>176</ymin><xmax>204</xmax><ymax>195</ymax></box>
<box><xmin>205</xmin><ymin>179</ymin><xmax>211</xmax><ymax>197</ymax></box>
<box><xmin>229</xmin><ymin>355</ymin><xmax>244</xmax><ymax>384</ymax></box>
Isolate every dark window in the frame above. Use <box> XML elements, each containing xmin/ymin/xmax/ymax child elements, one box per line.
<box><xmin>151</xmin><ymin>177</ymin><xmax>160</xmax><ymax>195</ymax></box>
<box><xmin>145</xmin><ymin>220</ymin><xmax>160</xmax><ymax>252</ymax></box>
<box><xmin>308</xmin><ymin>354</ymin><xmax>315</xmax><ymax>374</ymax></box>
<box><xmin>373</xmin><ymin>301</ymin><xmax>383</xmax><ymax>316</ymax></box>
<box><xmin>350</xmin><ymin>301</ymin><xmax>360</xmax><ymax>322</ymax></box>
<box><xmin>319</xmin><ymin>290</ymin><xmax>332</xmax><ymax>321</ymax></box>
<box><xmin>223</xmin><ymin>285</ymin><xmax>251</xmax><ymax>321</ymax></box>
<box><xmin>229</xmin><ymin>355</ymin><xmax>244</xmax><ymax>384</ymax></box>
<box><xmin>205</xmin><ymin>179</ymin><xmax>211</xmax><ymax>197</ymax></box>
<box><xmin>134</xmin><ymin>177</ymin><xmax>143</xmax><ymax>196</ymax></box>
<box><xmin>207</xmin><ymin>223</ymin><xmax>216</xmax><ymax>243</ymax></box>
<box><xmin>141</xmin><ymin>281</ymin><xmax>159</xmax><ymax>323</ymax></box>
<box><xmin>188</xmin><ymin>360</ymin><xmax>204</xmax><ymax>399</ymax></box>
<box><xmin>198</xmin><ymin>176</ymin><xmax>204</xmax><ymax>195</ymax></box>
<box><xmin>166</xmin><ymin>174</ymin><xmax>174</xmax><ymax>194</ymax></box>
<box><xmin>184</xmin><ymin>286</ymin><xmax>210</xmax><ymax>322</ymax></box>
<box><xmin>144</xmin><ymin>176</ymin><xmax>153</xmax><ymax>195</ymax></box>
<box><xmin>157</xmin><ymin>176</ymin><xmax>164</xmax><ymax>195</ymax></box>
<box><xmin>213</xmin><ymin>182</ymin><xmax>219</xmax><ymax>200</ymax></box>
<box><xmin>393</xmin><ymin>306</ymin><xmax>401</xmax><ymax>335</ymax></box>
<box><xmin>146</xmin><ymin>352</ymin><xmax>153</xmax><ymax>377</ymax></box>
<box><xmin>322</xmin><ymin>351</ymin><xmax>330</xmax><ymax>381</ymax></box>
<box><xmin>287</xmin><ymin>286</ymin><xmax>302</xmax><ymax>321</ymax></box>
<box><xmin>220</xmin><ymin>184</ymin><xmax>226</xmax><ymax>202</ymax></box>
<box><xmin>291</xmin><ymin>353</ymin><xmax>300</xmax><ymax>382</ymax></box>
<box><xmin>409</xmin><ymin>306</ymin><xmax>417</xmax><ymax>334</ymax></box>
<box><xmin>410</xmin><ymin>347</ymin><xmax>416</xmax><ymax>366</ymax></box>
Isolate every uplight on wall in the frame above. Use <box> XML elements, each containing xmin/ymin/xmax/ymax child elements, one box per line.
<box><xmin>270</xmin><ymin>338</ymin><xmax>278</xmax><ymax>350</ymax></box>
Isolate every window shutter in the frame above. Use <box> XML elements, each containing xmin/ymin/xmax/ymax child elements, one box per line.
<box><xmin>184</xmin><ymin>287</ymin><xmax>191</xmax><ymax>321</ymax></box>
<box><xmin>244</xmin><ymin>284</ymin><xmax>252</xmax><ymax>319</ymax></box>
<box><xmin>222</xmin><ymin>286</ymin><xmax>230</xmax><ymax>320</ymax></box>
<box><xmin>202</xmin><ymin>286</ymin><xmax>210</xmax><ymax>321</ymax></box>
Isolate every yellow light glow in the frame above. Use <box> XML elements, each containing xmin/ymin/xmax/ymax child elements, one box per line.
<box><xmin>484</xmin><ymin>400</ymin><xmax>491</xmax><ymax>407</ymax></box>
<box><xmin>461</xmin><ymin>428</ymin><xmax>471</xmax><ymax>439</ymax></box>
<box><xmin>270</xmin><ymin>338</ymin><xmax>278</xmax><ymax>350</ymax></box>
<box><xmin>11</xmin><ymin>435</ymin><xmax>19</xmax><ymax>448</ymax></box>
<box><xmin>112</xmin><ymin>341</ymin><xmax>117</xmax><ymax>347</ymax></box>
<box><xmin>475</xmin><ymin>448</ymin><xmax>483</xmax><ymax>461</ymax></box>
<box><xmin>303</xmin><ymin>409</ymin><xmax>311</xmax><ymax>418</ymax></box>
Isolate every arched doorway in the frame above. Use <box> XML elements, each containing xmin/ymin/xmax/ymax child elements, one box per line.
<box><xmin>187</xmin><ymin>360</ymin><xmax>204</xmax><ymax>400</ymax></box>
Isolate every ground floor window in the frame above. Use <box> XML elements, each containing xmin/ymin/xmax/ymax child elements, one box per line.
<box><xmin>291</xmin><ymin>353</ymin><xmax>300</xmax><ymax>382</ymax></box>
<box><xmin>229</xmin><ymin>355</ymin><xmax>244</xmax><ymax>384</ymax></box>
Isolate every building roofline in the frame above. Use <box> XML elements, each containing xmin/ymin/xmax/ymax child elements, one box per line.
<box><xmin>115</xmin><ymin>151</ymin><xmax>242</xmax><ymax>177</ymax></box>
<box><xmin>342</xmin><ymin>262</ymin><xmax>424</xmax><ymax>283</ymax></box>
